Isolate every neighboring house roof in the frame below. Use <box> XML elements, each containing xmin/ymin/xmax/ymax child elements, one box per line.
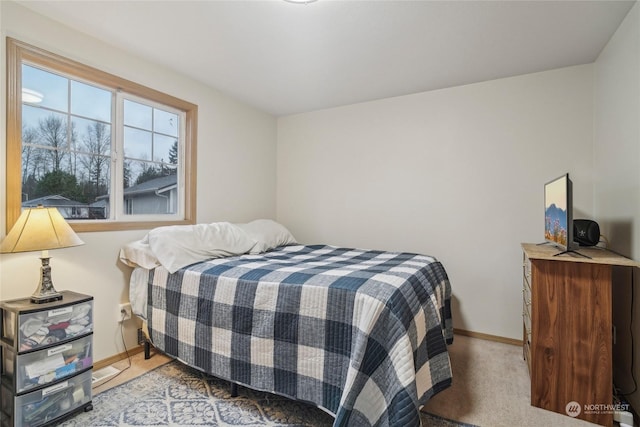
<box><xmin>96</xmin><ymin>174</ymin><xmax>177</xmax><ymax>201</ymax></box>
<box><xmin>123</xmin><ymin>174</ymin><xmax>177</xmax><ymax>196</ymax></box>
<box><xmin>23</xmin><ymin>194</ymin><xmax>86</xmax><ymax>207</ymax></box>
<box><xmin>88</xmin><ymin>199</ymin><xmax>108</xmax><ymax>208</ymax></box>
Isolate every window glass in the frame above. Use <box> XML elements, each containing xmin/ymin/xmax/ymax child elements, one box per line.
<box><xmin>124</xmin><ymin>127</ymin><xmax>152</xmax><ymax>161</ymax></box>
<box><xmin>70</xmin><ymin>81</ymin><xmax>111</xmax><ymax>122</ymax></box>
<box><xmin>20</xmin><ymin>66</ymin><xmax>181</xmax><ymax>220</ymax></box>
<box><xmin>154</xmin><ymin>109</ymin><xmax>179</xmax><ymax>137</ymax></box>
<box><xmin>123</xmin><ymin>99</ymin><xmax>152</xmax><ymax>130</ymax></box>
<box><xmin>71</xmin><ymin>117</ymin><xmax>111</xmax><ymax>156</ymax></box>
<box><xmin>154</xmin><ymin>134</ymin><xmax>177</xmax><ymax>164</ymax></box>
<box><xmin>22</xmin><ymin>64</ymin><xmax>67</xmax><ymax>112</ymax></box>
<box><xmin>20</xmin><ymin>66</ymin><xmax>111</xmax><ymax>219</ymax></box>
<box><xmin>121</xmin><ymin>99</ymin><xmax>181</xmax><ymax>216</ymax></box>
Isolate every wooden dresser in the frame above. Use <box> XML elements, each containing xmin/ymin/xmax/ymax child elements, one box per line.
<box><xmin>521</xmin><ymin>243</ymin><xmax>638</xmax><ymax>426</ymax></box>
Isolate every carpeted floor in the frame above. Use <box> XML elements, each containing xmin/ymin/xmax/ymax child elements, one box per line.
<box><xmin>55</xmin><ymin>360</ymin><xmax>476</xmax><ymax>427</ymax></box>
<box><xmin>421</xmin><ymin>335</ymin><xmax>598</xmax><ymax>426</ymax></box>
<box><xmin>53</xmin><ymin>334</ymin><xmax>604</xmax><ymax>426</ymax></box>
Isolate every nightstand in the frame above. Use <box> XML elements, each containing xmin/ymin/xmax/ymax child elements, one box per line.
<box><xmin>0</xmin><ymin>291</ymin><xmax>93</xmax><ymax>427</ymax></box>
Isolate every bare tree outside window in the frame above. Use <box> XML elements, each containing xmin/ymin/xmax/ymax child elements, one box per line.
<box><xmin>38</xmin><ymin>116</ymin><xmax>68</xmax><ymax>172</ymax></box>
<box><xmin>78</xmin><ymin>122</ymin><xmax>110</xmax><ymax>202</ymax></box>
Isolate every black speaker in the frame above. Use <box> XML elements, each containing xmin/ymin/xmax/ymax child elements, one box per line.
<box><xmin>573</xmin><ymin>219</ymin><xmax>600</xmax><ymax>247</ymax></box>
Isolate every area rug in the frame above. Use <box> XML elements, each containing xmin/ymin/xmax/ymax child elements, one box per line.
<box><xmin>56</xmin><ymin>361</ymin><xmax>477</xmax><ymax>427</ymax></box>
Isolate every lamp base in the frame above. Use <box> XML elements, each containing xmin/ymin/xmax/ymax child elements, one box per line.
<box><xmin>30</xmin><ymin>256</ymin><xmax>64</xmax><ymax>304</ymax></box>
<box><xmin>30</xmin><ymin>292</ymin><xmax>63</xmax><ymax>304</ymax></box>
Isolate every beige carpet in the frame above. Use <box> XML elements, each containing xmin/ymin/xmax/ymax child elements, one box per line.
<box><xmin>422</xmin><ymin>335</ymin><xmax>598</xmax><ymax>426</ymax></box>
<box><xmin>67</xmin><ymin>360</ymin><xmax>473</xmax><ymax>427</ymax></box>
<box><xmin>96</xmin><ymin>335</ymin><xmax>601</xmax><ymax>426</ymax></box>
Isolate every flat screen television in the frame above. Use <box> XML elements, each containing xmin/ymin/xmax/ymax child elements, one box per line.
<box><xmin>544</xmin><ymin>173</ymin><xmax>576</xmax><ymax>252</ymax></box>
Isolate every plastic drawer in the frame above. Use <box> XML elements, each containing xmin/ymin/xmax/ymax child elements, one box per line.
<box><xmin>2</xmin><ymin>334</ymin><xmax>92</xmax><ymax>394</ymax></box>
<box><xmin>1</xmin><ymin>297</ymin><xmax>93</xmax><ymax>353</ymax></box>
<box><xmin>3</xmin><ymin>370</ymin><xmax>92</xmax><ymax>427</ymax></box>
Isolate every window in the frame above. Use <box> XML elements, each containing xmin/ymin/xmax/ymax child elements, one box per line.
<box><xmin>6</xmin><ymin>38</ymin><xmax>197</xmax><ymax>232</ymax></box>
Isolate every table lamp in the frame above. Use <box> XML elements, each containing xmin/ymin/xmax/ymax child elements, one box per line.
<box><xmin>0</xmin><ymin>205</ymin><xmax>84</xmax><ymax>303</ymax></box>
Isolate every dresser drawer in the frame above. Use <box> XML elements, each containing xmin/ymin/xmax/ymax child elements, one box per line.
<box><xmin>2</xmin><ymin>334</ymin><xmax>92</xmax><ymax>394</ymax></box>
<box><xmin>1</xmin><ymin>370</ymin><xmax>92</xmax><ymax>427</ymax></box>
<box><xmin>1</xmin><ymin>299</ymin><xmax>93</xmax><ymax>353</ymax></box>
<box><xmin>523</xmin><ymin>256</ymin><xmax>532</xmax><ymax>292</ymax></box>
<box><xmin>522</xmin><ymin>251</ymin><xmax>532</xmax><ymax>376</ymax></box>
<box><xmin>523</xmin><ymin>340</ymin><xmax>531</xmax><ymax>375</ymax></box>
<box><xmin>522</xmin><ymin>252</ymin><xmax>532</xmax><ymax>346</ymax></box>
<box><xmin>522</xmin><ymin>300</ymin><xmax>532</xmax><ymax>344</ymax></box>
<box><xmin>522</xmin><ymin>276</ymin><xmax>531</xmax><ymax>310</ymax></box>
<box><xmin>523</xmin><ymin>252</ymin><xmax>532</xmax><ymax>278</ymax></box>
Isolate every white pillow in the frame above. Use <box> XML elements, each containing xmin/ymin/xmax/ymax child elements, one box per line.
<box><xmin>119</xmin><ymin>238</ymin><xmax>161</xmax><ymax>270</ymax></box>
<box><xmin>237</xmin><ymin>219</ymin><xmax>297</xmax><ymax>254</ymax></box>
<box><xmin>147</xmin><ymin>222</ymin><xmax>257</xmax><ymax>273</ymax></box>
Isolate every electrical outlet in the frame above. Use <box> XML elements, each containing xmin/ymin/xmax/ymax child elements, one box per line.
<box><xmin>118</xmin><ymin>303</ymin><xmax>132</xmax><ymax>322</ymax></box>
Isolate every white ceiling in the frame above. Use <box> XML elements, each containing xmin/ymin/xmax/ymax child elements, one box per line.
<box><xmin>16</xmin><ymin>0</ymin><xmax>636</xmax><ymax>116</ymax></box>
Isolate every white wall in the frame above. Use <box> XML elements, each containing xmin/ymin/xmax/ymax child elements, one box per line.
<box><xmin>594</xmin><ymin>2</ymin><xmax>640</xmax><ymax>260</ymax></box>
<box><xmin>277</xmin><ymin>65</ymin><xmax>594</xmax><ymax>340</ymax></box>
<box><xmin>593</xmin><ymin>1</ymin><xmax>640</xmax><ymax>413</ymax></box>
<box><xmin>0</xmin><ymin>1</ymin><xmax>277</xmax><ymax>361</ymax></box>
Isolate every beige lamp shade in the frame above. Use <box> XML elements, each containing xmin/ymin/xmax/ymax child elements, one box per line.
<box><xmin>0</xmin><ymin>206</ymin><xmax>84</xmax><ymax>253</ymax></box>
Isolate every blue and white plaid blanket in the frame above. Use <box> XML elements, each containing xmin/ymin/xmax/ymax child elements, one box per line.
<box><xmin>147</xmin><ymin>245</ymin><xmax>453</xmax><ymax>426</ymax></box>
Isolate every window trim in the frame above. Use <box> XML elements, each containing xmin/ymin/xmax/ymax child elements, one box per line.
<box><xmin>6</xmin><ymin>37</ymin><xmax>197</xmax><ymax>233</ymax></box>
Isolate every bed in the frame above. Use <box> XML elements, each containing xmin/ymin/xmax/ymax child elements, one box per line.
<box><xmin>121</xmin><ymin>220</ymin><xmax>453</xmax><ymax>427</ymax></box>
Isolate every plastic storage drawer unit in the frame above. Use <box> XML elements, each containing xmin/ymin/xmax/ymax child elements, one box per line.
<box><xmin>0</xmin><ymin>291</ymin><xmax>93</xmax><ymax>427</ymax></box>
